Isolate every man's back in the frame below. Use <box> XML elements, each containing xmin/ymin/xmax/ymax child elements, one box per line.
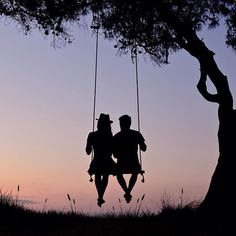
<box><xmin>113</xmin><ymin>129</ymin><xmax>144</xmax><ymax>159</ymax></box>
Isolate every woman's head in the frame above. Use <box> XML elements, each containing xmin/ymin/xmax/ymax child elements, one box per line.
<box><xmin>97</xmin><ymin>113</ymin><xmax>113</xmax><ymax>132</ymax></box>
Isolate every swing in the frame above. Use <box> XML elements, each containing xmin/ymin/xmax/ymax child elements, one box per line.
<box><xmin>89</xmin><ymin>27</ymin><xmax>145</xmax><ymax>183</ymax></box>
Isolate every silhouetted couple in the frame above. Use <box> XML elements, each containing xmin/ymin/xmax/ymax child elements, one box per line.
<box><xmin>86</xmin><ymin>114</ymin><xmax>147</xmax><ymax>207</ymax></box>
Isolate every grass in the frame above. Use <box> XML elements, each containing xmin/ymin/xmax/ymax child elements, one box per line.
<box><xmin>0</xmin><ymin>191</ymin><xmax>235</xmax><ymax>236</ymax></box>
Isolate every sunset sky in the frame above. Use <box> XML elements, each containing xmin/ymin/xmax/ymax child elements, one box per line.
<box><xmin>0</xmin><ymin>19</ymin><xmax>235</xmax><ymax>214</ymax></box>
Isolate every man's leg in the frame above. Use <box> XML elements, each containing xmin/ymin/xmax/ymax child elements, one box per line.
<box><xmin>117</xmin><ymin>174</ymin><xmax>128</xmax><ymax>193</ymax></box>
<box><xmin>117</xmin><ymin>174</ymin><xmax>135</xmax><ymax>203</ymax></box>
<box><xmin>120</xmin><ymin>173</ymin><xmax>138</xmax><ymax>204</ymax></box>
<box><xmin>127</xmin><ymin>173</ymin><xmax>138</xmax><ymax>195</ymax></box>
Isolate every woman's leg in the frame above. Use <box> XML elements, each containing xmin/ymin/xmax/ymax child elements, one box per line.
<box><xmin>100</xmin><ymin>175</ymin><xmax>109</xmax><ymax>199</ymax></box>
<box><xmin>95</xmin><ymin>174</ymin><xmax>102</xmax><ymax>199</ymax></box>
<box><xmin>95</xmin><ymin>174</ymin><xmax>107</xmax><ymax>207</ymax></box>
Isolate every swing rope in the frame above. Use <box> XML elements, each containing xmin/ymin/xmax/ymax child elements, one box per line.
<box><xmin>89</xmin><ymin>27</ymin><xmax>99</xmax><ymax>183</ymax></box>
<box><xmin>134</xmin><ymin>50</ymin><xmax>145</xmax><ymax>183</ymax></box>
<box><xmin>90</xmin><ymin>31</ymin><xmax>145</xmax><ymax>183</ymax></box>
<box><xmin>92</xmin><ymin>27</ymin><xmax>99</xmax><ymax>133</ymax></box>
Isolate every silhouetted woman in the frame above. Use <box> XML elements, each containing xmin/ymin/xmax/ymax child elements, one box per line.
<box><xmin>86</xmin><ymin>113</ymin><xmax>116</xmax><ymax>207</ymax></box>
<box><xmin>197</xmin><ymin>64</ymin><xmax>236</xmax><ymax>214</ymax></box>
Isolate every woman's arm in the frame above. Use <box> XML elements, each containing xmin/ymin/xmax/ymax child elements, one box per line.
<box><xmin>86</xmin><ymin>133</ymin><xmax>92</xmax><ymax>155</ymax></box>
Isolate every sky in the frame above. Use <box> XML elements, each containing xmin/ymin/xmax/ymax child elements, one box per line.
<box><xmin>0</xmin><ymin>18</ymin><xmax>236</xmax><ymax>214</ymax></box>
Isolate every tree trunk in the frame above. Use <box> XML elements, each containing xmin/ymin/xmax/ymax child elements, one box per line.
<box><xmin>157</xmin><ymin>2</ymin><xmax>236</xmax><ymax>216</ymax></box>
<box><xmin>185</xmin><ymin>35</ymin><xmax>236</xmax><ymax>216</ymax></box>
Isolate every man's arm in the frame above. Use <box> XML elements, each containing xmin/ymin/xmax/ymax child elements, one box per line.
<box><xmin>138</xmin><ymin>132</ymin><xmax>147</xmax><ymax>152</ymax></box>
<box><xmin>140</xmin><ymin>142</ymin><xmax>147</xmax><ymax>152</ymax></box>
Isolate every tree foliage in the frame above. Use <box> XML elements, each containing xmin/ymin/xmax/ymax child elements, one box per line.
<box><xmin>1</xmin><ymin>0</ymin><xmax>236</xmax><ymax>63</ymax></box>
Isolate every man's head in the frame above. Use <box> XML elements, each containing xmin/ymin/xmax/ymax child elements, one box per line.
<box><xmin>119</xmin><ymin>114</ymin><xmax>131</xmax><ymax>131</ymax></box>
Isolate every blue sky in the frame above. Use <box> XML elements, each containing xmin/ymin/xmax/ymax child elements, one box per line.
<box><xmin>0</xmin><ymin>19</ymin><xmax>235</xmax><ymax>213</ymax></box>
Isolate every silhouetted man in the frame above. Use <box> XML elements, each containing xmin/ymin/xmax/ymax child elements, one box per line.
<box><xmin>113</xmin><ymin>114</ymin><xmax>147</xmax><ymax>203</ymax></box>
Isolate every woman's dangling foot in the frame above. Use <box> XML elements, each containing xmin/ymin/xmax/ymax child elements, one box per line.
<box><xmin>97</xmin><ymin>198</ymin><xmax>105</xmax><ymax>207</ymax></box>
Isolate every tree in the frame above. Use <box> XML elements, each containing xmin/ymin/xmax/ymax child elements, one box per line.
<box><xmin>1</xmin><ymin>0</ymin><xmax>236</xmax><ymax>215</ymax></box>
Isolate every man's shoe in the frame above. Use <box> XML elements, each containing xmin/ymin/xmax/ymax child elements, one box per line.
<box><xmin>123</xmin><ymin>193</ymin><xmax>132</xmax><ymax>203</ymax></box>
